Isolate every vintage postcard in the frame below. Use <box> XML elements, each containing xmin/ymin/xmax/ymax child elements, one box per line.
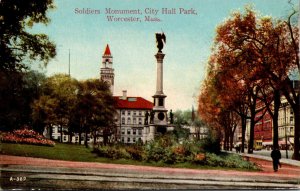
<box><xmin>1</xmin><ymin>0</ymin><xmax>299</xmax><ymax>190</ymax></box>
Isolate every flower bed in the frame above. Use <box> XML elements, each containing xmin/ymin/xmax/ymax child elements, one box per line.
<box><xmin>1</xmin><ymin>128</ymin><xmax>55</xmax><ymax>147</ymax></box>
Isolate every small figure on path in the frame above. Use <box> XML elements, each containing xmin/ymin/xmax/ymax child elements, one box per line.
<box><xmin>271</xmin><ymin>147</ymin><xmax>281</xmax><ymax>172</ymax></box>
<box><xmin>235</xmin><ymin>144</ymin><xmax>240</xmax><ymax>153</ymax></box>
<box><xmin>150</xmin><ymin>110</ymin><xmax>154</xmax><ymax>124</ymax></box>
<box><xmin>169</xmin><ymin>109</ymin><xmax>173</xmax><ymax>124</ymax></box>
<box><xmin>145</xmin><ymin>111</ymin><xmax>149</xmax><ymax>125</ymax></box>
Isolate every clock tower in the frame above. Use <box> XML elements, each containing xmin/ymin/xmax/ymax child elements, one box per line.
<box><xmin>100</xmin><ymin>44</ymin><xmax>114</xmax><ymax>94</ymax></box>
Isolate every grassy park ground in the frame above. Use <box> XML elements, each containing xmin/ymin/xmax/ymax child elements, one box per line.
<box><xmin>0</xmin><ymin>142</ymin><xmax>260</xmax><ymax>171</ymax></box>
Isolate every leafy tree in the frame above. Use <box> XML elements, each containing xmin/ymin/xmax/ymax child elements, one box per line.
<box><xmin>74</xmin><ymin>79</ymin><xmax>116</xmax><ymax>147</ymax></box>
<box><xmin>0</xmin><ymin>0</ymin><xmax>56</xmax><ymax>131</ymax></box>
<box><xmin>32</xmin><ymin>74</ymin><xmax>78</xmax><ymax>142</ymax></box>
<box><xmin>0</xmin><ymin>0</ymin><xmax>56</xmax><ymax>72</ymax></box>
<box><xmin>0</xmin><ymin>70</ymin><xmax>46</xmax><ymax>131</ymax></box>
<box><xmin>201</xmin><ymin>6</ymin><xmax>299</xmax><ymax>157</ymax></box>
<box><xmin>31</xmin><ymin>95</ymin><xmax>58</xmax><ymax>139</ymax></box>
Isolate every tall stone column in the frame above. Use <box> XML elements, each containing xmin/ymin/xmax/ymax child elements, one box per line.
<box><xmin>151</xmin><ymin>52</ymin><xmax>168</xmax><ymax>132</ymax></box>
<box><xmin>155</xmin><ymin>53</ymin><xmax>165</xmax><ymax>95</ymax></box>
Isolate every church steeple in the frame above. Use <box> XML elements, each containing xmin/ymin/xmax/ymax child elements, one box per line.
<box><xmin>100</xmin><ymin>44</ymin><xmax>114</xmax><ymax>94</ymax></box>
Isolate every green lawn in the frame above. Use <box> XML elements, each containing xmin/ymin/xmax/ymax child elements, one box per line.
<box><xmin>0</xmin><ymin>142</ymin><xmax>156</xmax><ymax>165</ymax></box>
<box><xmin>0</xmin><ymin>142</ymin><xmax>259</xmax><ymax>171</ymax></box>
<box><xmin>0</xmin><ymin>142</ymin><xmax>99</xmax><ymax>162</ymax></box>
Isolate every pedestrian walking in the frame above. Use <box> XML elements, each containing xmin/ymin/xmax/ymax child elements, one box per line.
<box><xmin>271</xmin><ymin>147</ymin><xmax>281</xmax><ymax>172</ymax></box>
<box><xmin>235</xmin><ymin>144</ymin><xmax>240</xmax><ymax>153</ymax></box>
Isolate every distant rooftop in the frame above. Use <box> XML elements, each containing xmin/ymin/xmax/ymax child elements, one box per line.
<box><xmin>114</xmin><ymin>96</ymin><xmax>153</xmax><ymax>110</ymax></box>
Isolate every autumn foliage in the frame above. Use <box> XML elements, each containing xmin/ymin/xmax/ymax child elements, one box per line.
<box><xmin>198</xmin><ymin>6</ymin><xmax>299</xmax><ymax>159</ymax></box>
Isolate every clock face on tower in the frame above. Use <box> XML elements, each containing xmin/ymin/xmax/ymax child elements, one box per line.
<box><xmin>158</xmin><ymin>112</ymin><xmax>165</xmax><ymax>121</ymax></box>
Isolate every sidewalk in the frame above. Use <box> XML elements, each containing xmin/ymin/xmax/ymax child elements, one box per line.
<box><xmin>225</xmin><ymin>150</ymin><xmax>300</xmax><ymax>167</ymax></box>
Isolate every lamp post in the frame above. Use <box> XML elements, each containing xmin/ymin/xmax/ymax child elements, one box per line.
<box><xmin>68</xmin><ymin>49</ymin><xmax>71</xmax><ymax>76</ymax></box>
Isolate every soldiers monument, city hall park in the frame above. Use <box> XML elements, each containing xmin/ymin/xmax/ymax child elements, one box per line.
<box><xmin>144</xmin><ymin>32</ymin><xmax>174</xmax><ymax>141</ymax></box>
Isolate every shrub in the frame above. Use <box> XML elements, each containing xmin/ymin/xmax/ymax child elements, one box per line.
<box><xmin>145</xmin><ymin>144</ymin><xmax>166</xmax><ymax>162</ymax></box>
<box><xmin>204</xmin><ymin>153</ymin><xmax>260</xmax><ymax>170</ymax></box>
<box><xmin>192</xmin><ymin>153</ymin><xmax>206</xmax><ymax>164</ymax></box>
<box><xmin>224</xmin><ymin>154</ymin><xmax>259</xmax><ymax>170</ymax></box>
<box><xmin>205</xmin><ymin>153</ymin><xmax>225</xmax><ymax>166</ymax></box>
<box><xmin>201</xmin><ymin>132</ymin><xmax>221</xmax><ymax>154</ymax></box>
<box><xmin>125</xmin><ymin>146</ymin><xmax>144</xmax><ymax>161</ymax></box>
<box><xmin>93</xmin><ymin>146</ymin><xmax>130</xmax><ymax>160</ymax></box>
<box><xmin>162</xmin><ymin>149</ymin><xmax>176</xmax><ymax>164</ymax></box>
<box><xmin>91</xmin><ymin>133</ymin><xmax>259</xmax><ymax>170</ymax></box>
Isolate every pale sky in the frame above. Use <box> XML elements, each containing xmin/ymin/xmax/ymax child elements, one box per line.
<box><xmin>30</xmin><ymin>0</ymin><xmax>298</xmax><ymax>111</ymax></box>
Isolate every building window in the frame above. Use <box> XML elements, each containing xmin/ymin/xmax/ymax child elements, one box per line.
<box><xmin>133</xmin><ymin>111</ymin><xmax>136</xmax><ymax>116</ymax></box>
<box><xmin>138</xmin><ymin>137</ymin><xmax>142</xmax><ymax>142</ymax></box>
<box><xmin>138</xmin><ymin>129</ymin><xmax>142</xmax><ymax>135</ymax></box>
<box><xmin>133</xmin><ymin>138</ymin><xmax>136</xmax><ymax>143</ymax></box>
<box><xmin>121</xmin><ymin>129</ymin><xmax>125</xmax><ymax>135</ymax></box>
<box><xmin>127</xmin><ymin>137</ymin><xmax>130</xmax><ymax>143</ymax></box>
<box><xmin>139</xmin><ymin>111</ymin><xmax>142</xmax><ymax>116</ymax></box>
<box><xmin>122</xmin><ymin>110</ymin><xmax>125</xmax><ymax>115</ymax></box>
<box><xmin>138</xmin><ymin>118</ymin><xmax>142</xmax><ymax>125</ymax></box>
<box><xmin>127</xmin><ymin>129</ymin><xmax>131</xmax><ymax>135</ymax></box>
<box><xmin>127</xmin><ymin>111</ymin><xmax>131</xmax><ymax>115</ymax></box>
<box><xmin>121</xmin><ymin>137</ymin><xmax>124</xmax><ymax>143</ymax></box>
<box><xmin>290</xmin><ymin>117</ymin><xmax>294</xmax><ymax>124</ymax></box>
<box><xmin>133</xmin><ymin>129</ymin><xmax>136</xmax><ymax>135</ymax></box>
<box><xmin>122</xmin><ymin>117</ymin><xmax>125</xmax><ymax>125</ymax></box>
<box><xmin>127</xmin><ymin>118</ymin><xmax>131</xmax><ymax>124</ymax></box>
<box><xmin>133</xmin><ymin>118</ymin><xmax>136</xmax><ymax>124</ymax></box>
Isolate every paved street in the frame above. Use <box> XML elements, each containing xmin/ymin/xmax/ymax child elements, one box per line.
<box><xmin>1</xmin><ymin>154</ymin><xmax>300</xmax><ymax>190</ymax></box>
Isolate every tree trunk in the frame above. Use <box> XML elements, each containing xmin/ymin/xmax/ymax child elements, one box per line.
<box><xmin>241</xmin><ymin>117</ymin><xmax>246</xmax><ymax>153</ymax></box>
<box><xmin>49</xmin><ymin>125</ymin><xmax>53</xmax><ymax>140</ymax></box>
<box><xmin>281</xmin><ymin>80</ymin><xmax>300</xmax><ymax>160</ymax></box>
<box><xmin>60</xmin><ymin>124</ymin><xmax>63</xmax><ymax>143</ymax></box>
<box><xmin>229</xmin><ymin>115</ymin><xmax>237</xmax><ymax>151</ymax></box>
<box><xmin>93</xmin><ymin>130</ymin><xmax>97</xmax><ymax>145</ymax></box>
<box><xmin>229</xmin><ymin>131</ymin><xmax>235</xmax><ymax>151</ymax></box>
<box><xmin>272</xmin><ymin>90</ymin><xmax>280</xmax><ymax>149</ymax></box>
<box><xmin>292</xmin><ymin>98</ymin><xmax>300</xmax><ymax>160</ymax></box>
<box><xmin>103</xmin><ymin>135</ymin><xmax>108</xmax><ymax>146</ymax></box>
<box><xmin>85</xmin><ymin>128</ymin><xmax>88</xmax><ymax>148</ymax></box>
<box><xmin>224</xmin><ymin>129</ymin><xmax>229</xmax><ymax>151</ymax></box>
<box><xmin>248</xmin><ymin>107</ymin><xmax>256</xmax><ymax>154</ymax></box>
<box><xmin>79</xmin><ymin>127</ymin><xmax>82</xmax><ymax>145</ymax></box>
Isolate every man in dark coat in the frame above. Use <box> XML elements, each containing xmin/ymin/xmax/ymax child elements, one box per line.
<box><xmin>271</xmin><ymin>147</ymin><xmax>281</xmax><ymax>172</ymax></box>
